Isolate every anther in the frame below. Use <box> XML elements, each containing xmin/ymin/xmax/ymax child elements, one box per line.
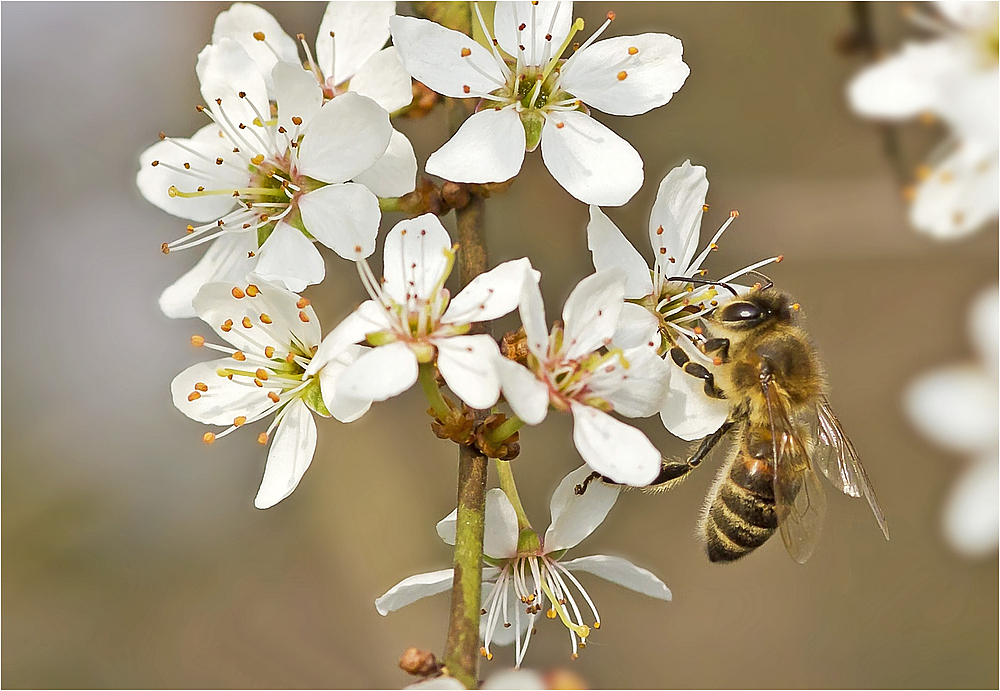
<box><xmin>246</xmin><ymin>284</ymin><xmax>259</xmax><ymax>297</ymax></box>
<box><xmin>713</xmin><ymin>357</ymin><xmax>723</xmax><ymax>366</ymax></box>
<box><xmin>709</xmin><ymin>243</ymin><xmax>718</xmax><ymax>251</ymax></box>
<box><xmin>298</xmin><ymin>311</ymin><xmax>310</xmax><ymax>322</ymax></box>
<box><xmin>546</xmin><ymin>33</ymin><xmax>553</xmax><ymax>40</ymax></box>
<box><xmin>547</xmin><ymin>609</ymin><xmax>557</xmax><ymax>619</ymax></box>
<box><xmin>296</xmin><ymin>297</ymin><xmax>310</xmax><ymax>309</ymax></box>
<box><xmin>188</xmin><ymin>391</ymin><xmax>201</xmax><ymax>402</ymax></box>
<box><xmin>571</xmin><ymin>653</ymin><xmax>579</xmax><ymax>661</ymax></box>
<box><xmin>234</xmin><ymin>416</ymin><xmax>247</xmax><ymax>426</ymax></box>
<box><xmin>186</xmin><ymin>225</ymin><xmax>195</xmax><ymax>234</ymax></box>
<box><xmin>776</xmin><ymin>255</ymin><xmax>784</xmax><ymax>263</ymax></box>
<box><xmin>659</xmin><ymin>247</ymin><xmax>667</xmax><ymax>254</ymax></box>
<box><xmin>461</xmin><ymin>47</ymin><xmax>472</xmax><ymax>57</ymax></box>
<box><xmin>267</xmin><ymin>391</ymin><xmax>280</xmax><ymax>403</ymax></box>
<box><xmin>291</xmin><ymin>116</ymin><xmax>303</xmax><ymax>126</ymax></box>
<box><xmin>628</xmin><ymin>46</ymin><xmax>638</xmax><ymax>55</ymax></box>
<box><xmin>480</xmin><ymin>647</ymin><xmax>488</xmax><ymax>657</ymax></box>
<box><xmin>215</xmin><ymin>158</ymin><xmax>224</xmax><ymax>165</ymax></box>
<box><xmin>194</xmin><ymin>382</ymin><xmax>208</xmax><ymax>392</ymax></box>
<box><xmin>161</xmin><ymin>243</ymin><xmax>170</xmax><ymax>254</ymax></box>
<box><xmin>255</xmin><ymin>368</ymin><xmax>269</xmax><ymax>381</ymax></box>
<box><xmin>518</xmin><ymin>22</ymin><xmax>526</xmax><ymax>30</ymax></box>
<box><xmin>260</xmin><ymin>313</ymin><xmax>272</xmax><ymax>324</ymax></box>
<box><xmin>151</xmin><ymin>160</ymin><xmax>160</xmax><ymax>166</ymax></box>
<box><xmin>607</xmin><ymin>11</ymin><xmax>616</xmax><ymax>20</ymax></box>
<box><xmin>264</xmin><ymin>346</ymin><xmax>275</xmax><ymax>358</ymax></box>
<box><xmin>253</xmin><ymin>31</ymin><xmax>265</xmax><ymax>41</ymax></box>
<box><xmin>202</xmin><ymin>432</ymin><xmax>216</xmax><ymax>444</ymax></box>
<box><xmin>191</xmin><ymin>335</ymin><xmax>205</xmax><ymax>347</ymax></box>
<box><xmin>656</xmin><ymin>225</ymin><xmax>664</xmax><ymax>235</ymax></box>
<box><xmin>463</xmin><ymin>85</ymin><xmax>471</xmax><ymax>93</ymax></box>
<box><xmin>730</xmin><ymin>210</ymin><xmax>739</xmax><ymax>217</ymax></box>
<box><xmin>250</xmin><ymin>154</ymin><xmax>265</xmax><ymax>166</ymax></box>
<box><xmin>693</xmin><ymin>326</ymin><xmax>703</xmax><ymax>335</ymax></box>
<box><xmin>221</xmin><ymin>319</ymin><xmax>234</xmax><ymax>332</ymax></box>
<box><xmin>556</xmin><ymin>122</ymin><xmax>565</xmax><ymax>128</ymax></box>
<box><xmin>617</xmin><ymin>70</ymin><xmax>628</xmax><ymax>80</ymax></box>
<box><xmin>233</xmin><ymin>351</ymin><xmax>247</xmax><ymax>361</ymax></box>
<box><xmin>183</xmin><ymin>162</ymin><xmax>191</xmax><ymax>169</ymax></box>
<box><xmin>702</xmin><ymin>204</ymin><xmax>709</xmax><ymax>212</ymax></box>
<box><xmin>254</xmin><ymin>379</ymin><xmax>263</xmax><ymax>387</ymax></box>
<box><xmin>257</xmin><ymin>432</ymin><xmax>268</xmax><ymax>445</ymax></box>
<box><xmin>238</xmin><ymin>91</ymin><xmax>246</xmax><ymax>98</ymax></box>
<box><xmin>791</xmin><ymin>303</ymin><xmax>801</xmax><ymax>311</ymax></box>
<box><xmin>242</xmin><ymin>317</ymin><xmax>253</xmax><ymax>329</ymax></box>
<box><xmin>232</xmin><ymin>286</ymin><xmax>246</xmax><ymax>299</ymax></box>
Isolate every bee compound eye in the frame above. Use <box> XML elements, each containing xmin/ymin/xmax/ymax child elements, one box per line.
<box><xmin>719</xmin><ymin>301</ymin><xmax>762</xmax><ymax>323</ymax></box>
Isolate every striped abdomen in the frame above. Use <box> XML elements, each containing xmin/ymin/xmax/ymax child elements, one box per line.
<box><xmin>703</xmin><ymin>432</ymin><xmax>779</xmax><ymax>562</ymax></box>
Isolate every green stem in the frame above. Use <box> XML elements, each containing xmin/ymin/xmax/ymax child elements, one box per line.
<box><xmin>485</xmin><ymin>416</ymin><xmax>525</xmax><ymax>447</ymax></box>
<box><xmin>496</xmin><ymin>460</ymin><xmax>532</xmax><ymax>531</ymax></box>
<box><xmin>419</xmin><ymin>363</ymin><xmax>451</xmax><ymax>420</ymax></box>
<box><xmin>378</xmin><ymin>196</ymin><xmax>404</xmax><ymax>213</ymax></box>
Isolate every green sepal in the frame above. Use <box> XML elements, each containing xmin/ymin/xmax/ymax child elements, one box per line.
<box><xmin>302</xmin><ymin>380</ymin><xmax>331</xmax><ymax>418</ymax></box>
<box><xmin>516</xmin><ymin>528</ymin><xmax>541</xmax><ymax>554</ymax></box>
<box><xmin>520</xmin><ymin>110</ymin><xmax>545</xmax><ymax>152</ymax></box>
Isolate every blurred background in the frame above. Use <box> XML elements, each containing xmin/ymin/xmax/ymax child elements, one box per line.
<box><xmin>3</xmin><ymin>2</ymin><xmax>997</xmax><ymax>688</ymax></box>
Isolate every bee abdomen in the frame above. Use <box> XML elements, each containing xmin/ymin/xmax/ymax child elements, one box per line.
<box><xmin>704</xmin><ymin>458</ymin><xmax>778</xmax><ymax>562</ymax></box>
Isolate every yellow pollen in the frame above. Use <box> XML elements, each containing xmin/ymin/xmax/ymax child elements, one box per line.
<box><xmin>253</xmin><ymin>31</ymin><xmax>265</xmax><ymax>41</ymax></box>
<box><xmin>186</xmin><ymin>225</ymin><xmax>195</xmax><ymax>234</ymax></box>
<box><xmin>242</xmin><ymin>317</ymin><xmax>253</xmax><ymax>328</ymax></box>
<box><xmin>285</xmin><ymin>353</ymin><xmax>296</xmax><ymax>363</ymax></box>
<box><xmin>161</xmin><ymin>243</ymin><xmax>170</xmax><ymax>254</ymax></box>
<box><xmin>232</xmin><ymin>287</ymin><xmax>246</xmax><ymax>299</ymax></box>
<box><xmin>693</xmin><ymin>326</ymin><xmax>703</xmax><ymax>336</ymax></box>
<box><xmin>234</xmin><ymin>416</ymin><xmax>247</xmax><ymax>426</ymax></box>
<box><xmin>298</xmin><ymin>311</ymin><xmax>310</xmax><ymax>323</ymax></box>
<box><xmin>486</xmin><ymin>653</ymin><xmax>493</xmax><ymax>661</ymax></box>
<box><xmin>547</xmin><ymin>609</ymin><xmax>557</xmax><ymax>619</ymax></box>
<box><xmin>202</xmin><ymin>432</ymin><xmax>216</xmax><ymax>444</ymax></box>
<box><xmin>791</xmin><ymin>303</ymin><xmax>801</xmax><ymax>311</ymax></box>
<box><xmin>461</xmin><ymin>47</ymin><xmax>472</xmax><ymax>57</ymax></box>
<box><xmin>702</xmin><ymin>204</ymin><xmax>709</xmax><ymax>212</ymax></box>
<box><xmin>246</xmin><ymin>284</ymin><xmax>259</xmax><ymax>297</ymax></box>
<box><xmin>291</xmin><ymin>116</ymin><xmax>303</xmax><ymax>126</ymax></box>
<box><xmin>480</xmin><ymin>647</ymin><xmax>487</xmax><ymax>657</ymax></box>
<box><xmin>268</xmin><ymin>391</ymin><xmax>281</xmax><ymax>403</ymax></box>
<box><xmin>709</xmin><ymin>243</ymin><xmax>718</xmax><ymax>251</ymax></box>
<box><xmin>250</xmin><ymin>154</ymin><xmax>265</xmax><ymax>166</ymax></box>
<box><xmin>191</xmin><ymin>335</ymin><xmax>205</xmax><ymax>347</ymax></box>
<box><xmin>264</xmin><ymin>346</ymin><xmax>275</xmax><ymax>358</ymax></box>
<box><xmin>233</xmin><ymin>351</ymin><xmax>247</xmax><ymax>361</ymax></box>
<box><xmin>194</xmin><ymin>382</ymin><xmax>208</xmax><ymax>392</ymax></box>
<box><xmin>916</xmin><ymin>164</ymin><xmax>932</xmax><ymax>181</ymax></box>
<box><xmin>255</xmin><ymin>368</ymin><xmax>269</xmax><ymax>381</ymax></box>
<box><xmin>593</xmin><ymin>621</ymin><xmax>601</xmax><ymax>629</ymax></box>
<box><xmin>713</xmin><ymin>357</ymin><xmax>723</xmax><ymax>366</ymax></box>
<box><xmin>188</xmin><ymin>391</ymin><xmax>201</xmax><ymax>402</ymax></box>
<box><xmin>257</xmin><ymin>432</ymin><xmax>268</xmax><ymax>445</ymax></box>
<box><xmin>617</xmin><ymin>70</ymin><xmax>627</xmax><ymax>80</ymax></box>
<box><xmin>628</xmin><ymin>46</ymin><xmax>638</xmax><ymax>55</ymax></box>
<box><xmin>260</xmin><ymin>313</ymin><xmax>272</xmax><ymax>324</ymax></box>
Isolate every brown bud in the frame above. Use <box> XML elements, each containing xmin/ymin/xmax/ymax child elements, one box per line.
<box><xmin>398</xmin><ymin>647</ymin><xmax>440</xmax><ymax>677</ymax></box>
<box><xmin>441</xmin><ymin>181</ymin><xmax>471</xmax><ymax>210</ymax></box>
<box><xmin>500</xmin><ymin>327</ymin><xmax>529</xmax><ymax>365</ymax></box>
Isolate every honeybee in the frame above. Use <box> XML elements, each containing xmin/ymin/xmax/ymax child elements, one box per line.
<box><xmin>578</xmin><ymin>284</ymin><xmax>889</xmax><ymax>564</ymax></box>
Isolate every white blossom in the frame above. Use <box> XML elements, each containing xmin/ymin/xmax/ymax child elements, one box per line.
<box><xmin>390</xmin><ymin>1</ymin><xmax>689</xmax><ymax>206</ymax></box>
<box><xmin>306</xmin><ymin>213</ymin><xmax>539</xmax><ymax>411</ymax></box>
<box><xmin>906</xmin><ymin>284</ymin><xmax>998</xmax><ymax>557</ymax></box>
<box><xmin>587</xmin><ymin>160</ymin><xmax>781</xmax><ymax>441</ymax></box>
<box><xmin>172</xmin><ymin>280</ymin><xmax>371</xmax><ymax>508</ymax></box>
<box><xmin>497</xmin><ymin>270</ymin><xmax>669</xmax><ymax>486</ymax></box>
<box><xmin>376</xmin><ymin>466</ymin><xmax>671</xmax><ymax>667</ymax></box>
<box><xmin>848</xmin><ymin>0</ymin><xmax>999</xmax><ymax>238</ymax></box>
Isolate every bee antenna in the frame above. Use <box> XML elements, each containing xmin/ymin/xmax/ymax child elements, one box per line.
<box><xmin>746</xmin><ymin>270</ymin><xmax>773</xmax><ymax>290</ymax></box>
<box><xmin>664</xmin><ymin>276</ymin><xmax>739</xmax><ymax>297</ymax></box>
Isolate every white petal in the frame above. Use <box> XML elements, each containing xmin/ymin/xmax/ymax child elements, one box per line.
<box><xmin>273</xmin><ymin>61</ymin><xmax>323</xmax><ymax>132</ymax></box>
<box><xmin>561</xmin><ymin>270</ymin><xmax>626</xmax><ymax>360</ymax></box>
<box><xmin>348</xmin><ymin>46</ymin><xmax>413</xmax><ymax>113</ymax></box>
<box><xmin>171</xmin><ymin>358</ymin><xmax>275</xmax><ymax>425</ymax></box>
<box><xmin>306</xmin><ymin>300</ymin><xmax>393</xmax><ymax>376</ymax></box>
<box><xmin>479</xmin><ymin>580</ymin><xmax>531</xmax><ymax>647</ymax></box>
<box><xmin>196</xmin><ymin>39</ymin><xmax>270</xmax><ymax>145</ymax></box>
<box><xmin>389</xmin><ymin>15</ymin><xmax>506</xmax><ymax>98</ymax></box>
<box><xmin>436</xmin><ymin>508</ymin><xmax>458</xmax><ymax>545</ymax></box>
<box><xmin>587</xmin><ymin>205</ymin><xmax>653</xmax><ymax>299</ymax></box>
<box><xmin>602</xmin><ymin>346</ymin><xmax>670</xmax><ymax>418</ymax></box>
<box><xmin>193</xmin><ymin>279</ymin><xmax>322</xmax><ymax>354</ymax></box>
<box><xmin>435</xmin><ymin>489</ymin><xmax>520</xmax><ymax>559</ymax></box>
<box><xmin>338</xmin><ymin>341</ymin><xmax>419</xmax><ymax>402</ymax></box>
<box><xmin>612</xmin><ymin>302</ymin><xmax>659</xmax><ymax>351</ymax></box>
<box><xmin>375</xmin><ymin>568</ymin><xmax>455</xmax><ymax>615</ymax></box>
<box><xmin>648</xmin><ymin>160</ymin><xmax>708</xmax><ymax>277</ymax></box>
<box><xmin>943</xmin><ymin>455</ymin><xmax>1000</xmax><ymax>557</ymax></box>
<box><xmin>494</xmin><ymin>0</ymin><xmax>574</xmax><ymax>67</ymax></box>
<box><xmin>381</xmin><ymin>213</ymin><xmax>453</xmax><ymax>303</ymax></box>
<box><xmin>211</xmin><ymin>3</ymin><xmax>299</xmax><ymax>94</ymax></box>
<box><xmin>543</xmin><ymin>465</ymin><xmax>619</xmax><ymax>552</ymax></box>
<box><xmin>969</xmin><ymin>284</ymin><xmax>999</xmax><ymax>367</ymax></box>
<box><xmin>353</xmin><ymin>128</ymin><xmax>418</xmax><ymax>198</ymax></box>
<box><xmin>909</xmin><ymin>141</ymin><xmax>1000</xmax><ymax>239</ymax></box>
<box><xmin>318</xmin><ymin>344</ymin><xmax>374</xmax><ymax>423</ymax></box>
<box><xmin>481</xmin><ymin>669</ymin><xmax>546</xmax><ymax>690</ymax></box>
<box><xmin>936</xmin><ymin>1</ymin><xmax>999</xmax><ymax>29</ymax></box>
<box><xmin>847</xmin><ymin>40</ymin><xmax>960</xmax><ymax>120</ymax></box>
<box><xmin>660</xmin><ymin>358</ymin><xmax>730</xmax><ymax>442</ymax></box>
<box><xmin>136</xmin><ymin>124</ymin><xmax>245</xmax><ymax>222</ymax></box>
<box><xmin>905</xmin><ymin>364</ymin><xmax>998</xmax><ymax>454</ymax></box>
<box><xmin>435</xmin><ymin>335</ymin><xmax>502</xmax><ymax>409</ymax></box>
<box><xmin>562</xmin><ymin>554</ymin><xmax>672</xmax><ymax>600</ymax></box>
<box><xmin>254</xmin><ymin>222</ymin><xmax>326</xmax><ymax>292</ymax></box>
<box><xmin>317</xmin><ymin>0</ymin><xmax>395</xmax><ymax>85</ymax></box>
<box><xmin>254</xmin><ymin>399</ymin><xmax>317</xmax><ymax>508</ymax></box>
<box><xmin>297</xmin><ymin>92</ymin><xmax>392</xmax><ymax>184</ymax></box>
<box><xmin>405</xmin><ymin>677</ymin><xmax>465</xmax><ymax>690</ymax></box>
<box><xmin>426</xmin><ymin>108</ymin><xmax>526</xmax><ymax>184</ymax></box>
<box><xmin>518</xmin><ymin>274</ymin><xmax>549</xmax><ymax>361</ymax></box>
<box><xmin>496</xmin><ymin>357</ymin><xmax>550</xmax><ymax>425</ymax></box>
<box><xmin>443</xmin><ymin>257</ymin><xmax>538</xmax><ymax>325</ymax></box>
<box><xmin>298</xmin><ymin>183</ymin><xmax>381</xmax><ymax>260</ymax></box>
<box><xmin>561</xmin><ymin>33</ymin><xmax>689</xmax><ymax>116</ymax></box>
<box><xmin>570</xmin><ymin>402</ymin><xmax>660</xmax><ymax>485</ymax></box>
<box><xmin>540</xmin><ymin>111</ymin><xmax>643</xmax><ymax>206</ymax></box>
<box><xmin>158</xmin><ymin>231</ymin><xmax>258</xmax><ymax>320</ymax></box>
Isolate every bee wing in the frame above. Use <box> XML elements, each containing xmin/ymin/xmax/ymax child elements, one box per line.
<box><xmin>762</xmin><ymin>380</ymin><xmax>827</xmax><ymax>564</ymax></box>
<box><xmin>811</xmin><ymin>398</ymin><xmax>890</xmax><ymax>540</ymax></box>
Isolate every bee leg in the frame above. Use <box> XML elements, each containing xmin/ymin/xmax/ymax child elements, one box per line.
<box><xmin>646</xmin><ymin>416</ymin><xmax>739</xmax><ymax>490</ymax></box>
<box><xmin>700</xmin><ymin>338</ymin><xmax>730</xmax><ymax>363</ymax></box>
<box><xmin>574</xmin><ymin>471</ymin><xmax>605</xmax><ymax>496</ymax></box>
<box><xmin>669</xmin><ymin>346</ymin><xmax>726</xmax><ymax>399</ymax></box>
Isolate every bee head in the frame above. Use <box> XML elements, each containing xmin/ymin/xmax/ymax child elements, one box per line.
<box><xmin>711</xmin><ymin>288</ymin><xmax>796</xmax><ymax>332</ymax></box>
